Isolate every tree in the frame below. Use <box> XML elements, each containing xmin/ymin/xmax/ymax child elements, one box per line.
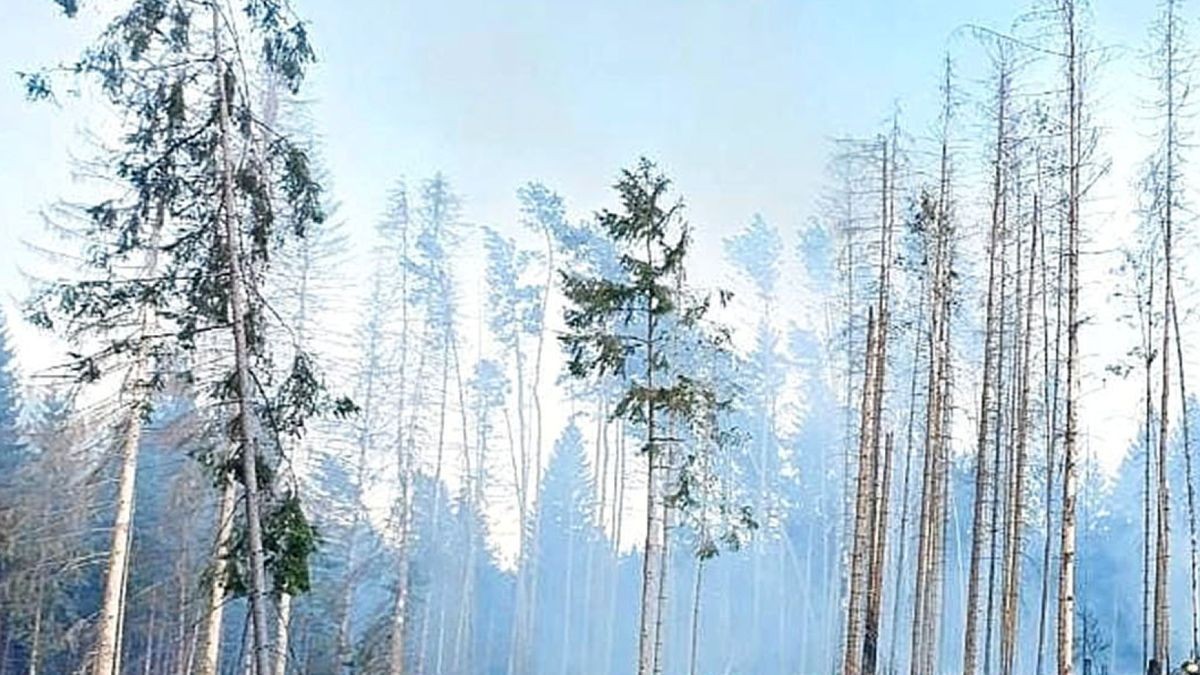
<box><xmin>28</xmin><ymin>2</ymin><xmax>349</xmax><ymax>672</ymax></box>
<box><xmin>376</xmin><ymin>181</ymin><xmax>415</xmax><ymax>675</ymax></box>
<box><xmin>532</xmin><ymin>421</ymin><xmax>602</xmax><ymax>675</ymax></box>
<box><xmin>0</xmin><ymin>311</ymin><xmax>25</xmax><ymax>479</ymax></box>
<box><xmin>965</xmin><ymin>45</ymin><xmax>1013</xmax><ymax>675</ymax></box>
<box><xmin>0</xmin><ymin>391</ymin><xmax>87</xmax><ymax>675</ymax></box>
<box><xmin>909</xmin><ymin>55</ymin><xmax>957</xmax><ymax>675</ymax></box>
<box><xmin>723</xmin><ymin>214</ymin><xmax>785</xmax><ymax>665</ymax></box>
<box><xmin>560</xmin><ymin>158</ymin><xmax>736</xmax><ymax>675</ymax></box>
<box><xmin>1058</xmin><ymin>1</ymin><xmax>1086</xmax><ymax>672</ymax></box>
<box><xmin>482</xmin><ymin>218</ymin><xmax>541</xmax><ymax>675</ymax></box>
<box><xmin>1141</xmin><ymin>2</ymin><xmax>1191</xmax><ymax>671</ymax></box>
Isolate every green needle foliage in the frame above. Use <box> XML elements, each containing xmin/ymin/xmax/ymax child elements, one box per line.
<box><xmin>24</xmin><ymin>0</ymin><xmax>353</xmax><ymax>602</ymax></box>
<box><xmin>560</xmin><ymin>156</ymin><xmax>752</xmax><ymax>542</ymax></box>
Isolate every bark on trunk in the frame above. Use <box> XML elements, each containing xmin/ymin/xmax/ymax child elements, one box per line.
<box><xmin>863</xmin><ymin>431</ymin><xmax>894</xmax><ymax>674</ymax></box>
<box><xmin>197</xmin><ymin>479</ymin><xmax>237</xmax><ymax>675</ymax></box>
<box><xmin>93</xmin><ymin>199</ymin><xmax>165</xmax><ymax>675</ymax></box>
<box><xmin>999</xmin><ymin>199</ymin><xmax>1038</xmax><ymax>675</ymax></box>
<box><xmin>637</xmin><ymin>232</ymin><xmax>664</xmax><ymax>675</ymax></box>
<box><xmin>272</xmin><ymin>594</ymin><xmax>291</xmax><ymax>675</ymax></box>
<box><xmin>965</xmin><ymin>57</ymin><xmax>1009</xmax><ymax>675</ymax></box>
<box><xmin>213</xmin><ymin>9</ymin><xmax>273</xmax><ymax>671</ymax></box>
<box><xmin>1058</xmin><ymin>2</ymin><xmax>1082</xmax><ymax>671</ymax></box>
<box><xmin>910</xmin><ymin>57</ymin><xmax>954</xmax><ymax>675</ymax></box>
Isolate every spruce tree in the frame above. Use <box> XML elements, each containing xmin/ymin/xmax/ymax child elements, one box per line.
<box><xmin>560</xmin><ymin>158</ymin><xmax>739</xmax><ymax>675</ymax></box>
<box><xmin>27</xmin><ymin>2</ymin><xmax>351</xmax><ymax>672</ymax></box>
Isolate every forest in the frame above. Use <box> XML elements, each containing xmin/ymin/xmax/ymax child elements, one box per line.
<box><xmin>3</xmin><ymin>0</ymin><xmax>1200</xmax><ymax>674</ymax></box>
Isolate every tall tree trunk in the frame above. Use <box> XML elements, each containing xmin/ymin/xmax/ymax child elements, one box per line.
<box><xmin>93</xmin><ymin>198</ymin><xmax>165</xmax><ymax>675</ymax></box>
<box><xmin>197</xmin><ymin>479</ymin><xmax>238</xmax><ymax>675</ymax></box>
<box><xmin>450</xmin><ymin>338</ymin><xmax>476</xmax><ymax>675</ymax></box>
<box><xmin>605</xmin><ymin>421</ymin><xmax>626</xmax><ymax>675</ymax></box>
<box><xmin>966</xmin><ymin>54</ymin><xmax>1009</xmax><ymax>675</ymax></box>
<box><xmin>1171</xmin><ymin>288</ymin><xmax>1200</xmax><ymax>656</ymax></box>
<box><xmin>1138</xmin><ymin>251</ymin><xmax>1157</xmax><ymax>675</ymax></box>
<box><xmin>1058</xmin><ymin>1</ymin><xmax>1082</xmax><ymax>671</ymax></box>
<box><xmin>272</xmin><ymin>594</ymin><xmax>291</xmax><ymax>675</ymax></box>
<box><xmin>653</xmin><ymin>444</ymin><xmax>673</xmax><ymax>675</ymax></box>
<box><xmin>1151</xmin><ymin>133</ymin><xmax>1174</xmax><ymax>675</ymax></box>
<box><xmin>390</xmin><ymin>196</ymin><xmax>413</xmax><ymax>675</ymax></box>
<box><xmin>846</xmin><ymin>137</ymin><xmax>894</xmax><ymax>675</ymax></box>
<box><xmin>637</xmin><ymin>232</ymin><xmax>664</xmax><ymax>675</ymax></box>
<box><xmin>523</xmin><ymin>219</ymin><xmax>554</xmax><ymax>675</ymax></box>
<box><xmin>638</xmin><ymin>423</ymin><xmax>666</xmax><ymax>675</ymax></box>
<box><xmin>845</xmin><ymin>307</ymin><xmax>878</xmax><ymax>675</ymax></box>
<box><xmin>214</xmin><ymin>9</ymin><xmax>273</xmax><ymax>670</ymax></box>
<box><xmin>838</xmin><ymin>190</ymin><xmax>860</xmax><ymax>672</ymax></box>
<box><xmin>507</xmin><ymin>337</ymin><xmax>532</xmax><ymax>675</ymax></box>
<box><xmin>984</xmin><ymin>205</ymin><xmax>1012</xmax><ymax>675</ymax></box>
<box><xmin>863</xmin><ymin>431</ymin><xmax>894</xmax><ymax>674</ymax></box>
<box><xmin>1151</xmin><ymin>4</ymin><xmax>1181</xmax><ymax>671</ymax></box>
<box><xmin>418</xmin><ymin>337</ymin><xmax>452</xmax><ymax>675</ymax></box>
<box><xmin>1000</xmin><ymin>197</ymin><xmax>1038</xmax><ymax>675</ymax></box>
<box><xmin>389</xmin><ymin>478</ymin><xmax>413</xmax><ymax>675</ymax></box>
<box><xmin>910</xmin><ymin>57</ymin><xmax>954</xmax><ymax>675</ymax></box>
<box><xmin>889</xmin><ymin>280</ymin><xmax>926</xmax><ymax>675</ymax></box>
<box><xmin>94</xmin><ymin>416</ymin><xmax>145</xmax><ymax>675</ymax></box>
<box><xmin>1035</xmin><ymin>156</ymin><xmax>1066</xmax><ymax>675</ymax></box>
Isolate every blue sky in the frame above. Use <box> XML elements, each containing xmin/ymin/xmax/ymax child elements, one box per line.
<box><xmin>0</xmin><ymin>0</ymin><xmax>1172</xmax><ymax>474</ymax></box>
<box><xmin>0</xmin><ymin>0</ymin><xmax>1152</xmax><ymax>295</ymax></box>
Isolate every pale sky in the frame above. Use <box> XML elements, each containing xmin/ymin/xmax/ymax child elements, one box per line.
<box><xmin>0</xmin><ymin>0</ymin><xmax>1179</xmax><ymax>490</ymax></box>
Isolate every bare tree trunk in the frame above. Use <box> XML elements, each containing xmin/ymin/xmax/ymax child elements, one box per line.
<box><xmin>637</xmin><ymin>232</ymin><xmax>664</xmax><ymax>675</ymax></box>
<box><xmin>1138</xmin><ymin>253</ymin><xmax>1157</xmax><ymax>675</ymax></box>
<box><xmin>845</xmin><ymin>307</ymin><xmax>878</xmax><ymax>675</ymax></box>
<box><xmin>390</xmin><ymin>195</ymin><xmax>413</xmax><ymax>675</ymax></box>
<box><xmin>417</xmin><ymin>338</ymin><xmax>452</xmax><ymax>675</ymax></box>
<box><xmin>94</xmin><ymin>415</ymin><xmax>145</xmax><ymax>675</ymax></box>
<box><xmin>1151</xmin><ymin>132</ymin><xmax>1174</xmax><ymax>675</ymax></box>
<box><xmin>1058</xmin><ymin>2</ymin><xmax>1082</xmax><ymax>671</ymax></box>
<box><xmin>863</xmin><ymin>431</ymin><xmax>894</xmax><ymax>674</ymax></box>
<box><xmin>1151</xmin><ymin>5</ymin><xmax>1181</xmax><ymax>670</ymax></box>
<box><xmin>845</xmin><ymin>136</ymin><xmax>895</xmax><ymax>675</ymax></box>
<box><xmin>272</xmin><ymin>595</ymin><xmax>291</xmax><ymax>675</ymax></box>
<box><xmin>838</xmin><ymin>192</ymin><xmax>860</xmax><ymax>673</ymax></box>
<box><xmin>1171</xmin><ymin>288</ymin><xmax>1200</xmax><ymax>656</ymax></box>
<box><xmin>966</xmin><ymin>53</ymin><xmax>1010</xmax><ymax>675</ymax></box>
<box><xmin>197</xmin><ymin>479</ymin><xmax>237</xmax><ymax>675</ymax></box>
<box><xmin>1000</xmin><ymin>197</ymin><xmax>1038</xmax><ymax>675</ymax></box>
<box><xmin>389</xmin><ymin>478</ymin><xmax>413</xmax><ymax>675</ymax></box>
<box><xmin>924</xmin><ymin>329</ymin><xmax>953</xmax><ymax>675</ymax></box>
<box><xmin>888</xmin><ymin>284</ymin><xmax>926</xmax><ymax>672</ymax></box>
<box><xmin>911</xmin><ymin>57</ymin><xmax>954</xmax><ymax>675</ymax></box>
<box><xmin>638</xmin><ymin>429</ymin><xmax>666</xmax><ymax>675</ymax></box>
<box><xmin>523</xmin><ymin>219</ymin><xmax>554</xmax><ymax>675</ymax></box>
<box><xmin>93</xmin><ymin>197</ymin><xmax>165</xmax><ymax>675</ymax></box>
<box><xmin>507</xmin><ymin>340</ymin><xmax>532</xmax><ymax>675</ymax></box>
<box><xmin>605</xmin><ymin>420</ymin><xmax>626</xmax><ymax>675</ymax></box>
<box><xmin>450</xmin><ymin>339</ymin><xmax>476</xmax><ymax>675</ymax></box>
<box><xmin>1035</xmin><ymin>155</ymin><xmax>1066</xmax><ymax>675</ymax></box>
<box><xmin>652</xmin><ymin>443</ymin><xmax>674</xmax><ymax>675</ymax></box>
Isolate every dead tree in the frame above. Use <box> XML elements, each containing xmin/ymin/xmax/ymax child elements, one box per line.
<box><xmin>965</xmin><ymin>45</ymin><xmax>1012</xmax><ymax>675</ymax></box>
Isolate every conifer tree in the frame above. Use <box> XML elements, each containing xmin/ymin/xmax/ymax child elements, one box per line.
<box><xmin>560</xmin><ymin>158</ymin><xmax>737</xmax><ymax>675</ymax></box>
<box><xmin>27</xmin><ymin>2</ymin><xmax>351</xmax><ymax>672</ymax></box>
